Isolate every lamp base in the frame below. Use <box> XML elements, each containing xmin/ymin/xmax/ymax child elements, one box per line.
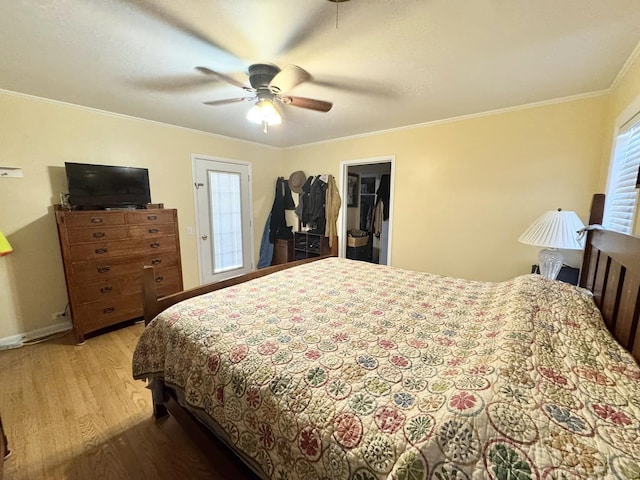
<box><xmin>538</xmin><ymin>248</ymin><xmax>563</xmax><ymax>280</ymax></box>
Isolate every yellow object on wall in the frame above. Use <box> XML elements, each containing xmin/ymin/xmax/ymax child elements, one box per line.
<box><xmin>0</xmin><ymin>231</ymin><xmax>12</xmax><ymax>256</ymax></box>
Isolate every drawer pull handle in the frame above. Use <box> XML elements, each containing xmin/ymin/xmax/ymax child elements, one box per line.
<box><xmin>150</xmin><ymin>242</ymin><xmax>160</xmax><ymax>248</ymax></box>
<box><xmin>148</xmin><ymin>228</ymin><xmax>159</xmax><ymax>234</ymax></box>
<box><xmin>97</xmin><ymin>266</ymin><xmax>110</xmax><ymax>273</ymax></box>
<box><xmin>93</xmin><ymin>231</ymin><xmax>105</xmax><ymax>238</ymax></box>
<box><xmin>91</xmin><ymin>217</ymin><xmax>103</xmax><ymax>224</ymax></box>
<box><xmin>151</xmin><ymin>259</ymin><xmax>162</xmax><ymax>265</ymax></box>
<box><xmin>147</xmin><ymin>215</ymin><xmax>158</xmax><ymax>221</ymax></box>
<box><xmin>95</xmin><ymin>248</ymin><xmax>108</xmax><ymax>254</ymax></box>
<box><xmin>100</xmin><ymin>286</ymin><xmax>113</xmax><ymax>293</ymax></box>
<box><xmin>155</xmin><ymin>276</ymin><xmax>164</xmax><ymax>283</ymax></box>
<box><xmin>103</xmin><ymin>307</ymin><xmax>115</xmax><ymax>314</ymax></box>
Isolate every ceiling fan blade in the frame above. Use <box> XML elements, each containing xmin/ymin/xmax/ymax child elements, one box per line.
<box><xmin>203</xmin><ymin>97</ymin><xmax>253</xmax><ymax>106</ymax></box>
<box><xmin>269</xmin><ymin>65</ymin><xmax>311</xmax><ymax>94</ymax></box>
<box><xmin>120</xmin><ymin>0</ymin><xmax>235</xmax><ymax>57</ymax></box>
<box><xmin>279</xmin><ymin>96</ymin><xmax>332</xmax><ymax>112</ymax></box>
<box><xmin>196</xmin><ymin>66</ymin><xmax>249</xmax><ymax>90</ymax></box>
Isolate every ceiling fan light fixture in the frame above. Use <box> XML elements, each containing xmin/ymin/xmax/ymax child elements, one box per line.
<box><xmin>247</xmin><ymin>99</ymin><xmax>281</xmax><ymax>133</ymax></box>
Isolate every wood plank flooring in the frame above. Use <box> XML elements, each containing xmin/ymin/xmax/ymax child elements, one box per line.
<box><xmin>0</xmin><ymin>322</ymin><xmax>254</xmax><ymax>480</ymax></box>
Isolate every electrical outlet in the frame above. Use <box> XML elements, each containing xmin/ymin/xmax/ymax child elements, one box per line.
<box><xmin>51</xmin><ymin>311</ymin><xmax>66</xmax><ymax>321</ymax></box>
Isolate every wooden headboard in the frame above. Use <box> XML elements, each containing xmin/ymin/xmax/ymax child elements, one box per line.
<box><xmin>580</xmin><ymin>194</ymin><xmax>640</xmax><ymax>363</ymax></box>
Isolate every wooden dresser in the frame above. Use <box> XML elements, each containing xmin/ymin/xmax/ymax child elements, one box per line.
<box><xmin>55</xmin><ymin>206</ymin><xmax>183</xmax><ymax>343</ymax></box>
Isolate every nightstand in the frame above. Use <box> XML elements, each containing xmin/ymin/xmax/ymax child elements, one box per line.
<box><xmin>531</xmin><ymin>265</ymin><xmax>579</xmax><ymax>285</ymax></box>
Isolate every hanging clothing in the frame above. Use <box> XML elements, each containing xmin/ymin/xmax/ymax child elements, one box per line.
<box><xmin>283</xmin><ymin>180</ymin><xmax>295</xmax><ymax>210</ymax></box>
<box><xmin>309</xmin><ymin>176</ymin><xmax>328</xmax><ymax>233</ymax></box>
<box><xmin>376</xmin><ymin>174</ymin><xmax>391</xmax><ymax>221</ymax></box>
<box><xmin>302</xmin><ymin>176</ymin><xmax>328</xmax><ymax>233</ymax></box>
<box><xmin>299</xmin><ymin>176</ymin><xmax>313</xmax><ymax>227</ymax></box>
<box><xmin>294</xmin><ymin>192</ymin><xmax>304</xmax><ymax>224</ymax></box>
<box><xmin>372</xmin><ymin>199</ymin><xmax>384</xmax><ymax>236</ymax></box>
<box><xmin>325</xmin><ymin>175</ymin><xmax>341</xmax><ymax>247</ymax></box>
<box><xmin>269</xmin><ymin>177</ymin><xmax>293</xmax><ymax>243</ymax></box>
<box><xmin>257</xmin><ymin>214</ymin><xmax>274</xmax><ymax>268</ymax></box>
<box><xmin>366</xmin><ymin>203</ymin><xmax>374</xmax><ymax>232</ymax></box>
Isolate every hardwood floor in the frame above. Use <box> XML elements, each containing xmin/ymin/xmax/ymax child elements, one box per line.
<box><xmin>0</xmin><ymin>322</ymin><xmax>255</xmax><ymax>480</ymax></box>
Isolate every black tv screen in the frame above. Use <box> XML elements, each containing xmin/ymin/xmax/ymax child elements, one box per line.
<box><xmin>65</xmin><ymin>162</ymin><xmax>151</xmax><ymax>209</ymax></box>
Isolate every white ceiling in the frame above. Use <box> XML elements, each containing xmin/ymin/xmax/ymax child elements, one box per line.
<box><xmin>2</xmin><ymin>1</ymin><xmax>639</xmax><ymax>148</ymax></box>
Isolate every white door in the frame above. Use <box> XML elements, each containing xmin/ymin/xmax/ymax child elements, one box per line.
<box><xmin>194</xmin><ymin>157</ymin><xmax>253</xmax><ymax>284</ymax></box>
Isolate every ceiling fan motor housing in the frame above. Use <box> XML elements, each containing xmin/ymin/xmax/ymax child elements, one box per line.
<box><xmin>248</xmin><ymin>64</ymin><xmax>280</xmax><ymax>90</ymax></box>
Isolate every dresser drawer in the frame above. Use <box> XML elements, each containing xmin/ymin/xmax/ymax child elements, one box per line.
<box><xmin>128</xmin><ymin>223</ymin><xmax>176</xmax><ymax>238</ymax></box>
<box><xmin>69</xmin><ymin>236</ymin><xmax>177</xmax><ymax>261</ymax></box>
<box><xmin>74</xmin><ymin>268</ymin><xmax>180</xmax><ymax>303</ymax></box>
<box><xmin>75</xmin><ymin>295</ymin><xmax>143</xmax><ymax>333</ymax></box>
<box><xmin>126</xmin><ymin>210</ymin><xmax>175</xmax><ymax>225</ymax></box>
<box><xmin>74</xmin><ymin>276</ymin><xmax>138</xmax><ymax>304</ymax></box>
<box><xmin>61</xmin><ymin>211</ymin><xmax>126</xmax><ymax>228</ymax></box>
<box><xmin>71</xmin><ymin>252</ymin><xmax>179</xmax><ymax>284</ymax></box>
<box><xmin>154</xmin><ymin>271</ymin><xmax>182</xmax><ymax>297</ymax></box>
<box><xmin>66</xmin><ymin>225</ymin><xmax>128</xmax><ymax>244</ymax></box>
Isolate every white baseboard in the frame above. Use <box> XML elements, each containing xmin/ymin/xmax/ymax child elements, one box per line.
<box><xmin>0</xmin><ymin>334</ymin><xmax>23</xmax><ymax>350</ymax></box>
<box><xmin>0</xmin><ymin>320</ymin><xmax>73</xmax><ymax>350</ymax></box>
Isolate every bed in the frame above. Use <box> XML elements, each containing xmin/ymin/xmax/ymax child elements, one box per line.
<box><xmin>133</xmin><ymin>194</ymin><xmax>640</xmax><ymax>479</ymax></box>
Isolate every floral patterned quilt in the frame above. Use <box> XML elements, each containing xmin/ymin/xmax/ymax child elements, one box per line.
<box><xmin>132</xmin><ymin>257</ymin><xmax>640</xmax><ymax>480</ymax></box>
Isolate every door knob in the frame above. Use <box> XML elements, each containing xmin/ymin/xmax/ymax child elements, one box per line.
<box><xmin>201</xmin><ymin>234</ymin><xmax>208</xmax><ymax>240</ymax></box>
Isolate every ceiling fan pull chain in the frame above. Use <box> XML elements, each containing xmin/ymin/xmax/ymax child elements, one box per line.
<box><xmin>328</xmin><ymin>0</ymin><xmax>349</xmax><ymax>29</ymax></box>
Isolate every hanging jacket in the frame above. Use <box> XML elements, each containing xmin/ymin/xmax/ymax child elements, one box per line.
<box><xmin>299</xmin><ymin>176</ymin><xmax>313</xmax><ymax>227</ymax></box>
<box><xmin>325</xmin><ymin>175</ymin><xmax>341</xmax><ymax>247</ymax></box>
<box><xmin>306</xmin><ymin>176</ymin><xmax>328</xmax><ymax>232</ymax></box>
<box><xmin>283</xmin><ymin>180</ymin><xmax>295</xmax><ymax>210</ymax></box>
<box><xmin>257</xmin><ymin>214</ymin><xmax>274</xmax><ymax>268</ymax></box>
<box><xmin>376</xmin><ymin>174</ymin><xmax>391</xmax><ymax>221</ymax></box>
<box><xmin>269</xmin><ymin>177</ymin><xmax>289</xmax><ymax>243</ymax></box>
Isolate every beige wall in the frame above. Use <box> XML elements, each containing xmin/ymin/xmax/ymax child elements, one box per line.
<box><xmin>0</xmin><ymin>92</ymin><xmax>282</xmax><ymax>340</ymax></box>
<box><xmin>283</xmin><ymin>96</ymin><xmax>608</xmax><ymax>281</ymax></box>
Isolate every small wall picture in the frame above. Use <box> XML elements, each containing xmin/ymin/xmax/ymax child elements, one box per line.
<box><xmin>347</xmin><ymin>173</ymin><xmax>359</xmax><ymax>207</ymax></box>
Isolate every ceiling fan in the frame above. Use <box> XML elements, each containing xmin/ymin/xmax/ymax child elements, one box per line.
<box><xmin>196</xmin><ymin>63</ymin><xmax>332</xmax><ymax>132</ymax></box>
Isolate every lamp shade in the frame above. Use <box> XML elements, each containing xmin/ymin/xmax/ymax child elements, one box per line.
<box><xmin>0</xmin><ymin>230</ymin><xmax>13</xmax><ymax>256</ymax></box>
<box><xmin>247</xmin><ymin>99</ymin><xmax>282</xmax><ymax>126</ymax></box>
<box><xmin>518</xmin><ymin>209</ymin><xmax>585</xmax><ymax>250</ymax></box>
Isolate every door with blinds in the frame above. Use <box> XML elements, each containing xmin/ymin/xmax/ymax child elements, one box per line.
<box><xmin>193</xmin><ymin>156</ymin><xmax>253</xmax><ymax>284</ymax></box>
<box><xmin>605</xmin><ymin>111</ymin><xmax>640</xmax><ymax>234</ymax></box>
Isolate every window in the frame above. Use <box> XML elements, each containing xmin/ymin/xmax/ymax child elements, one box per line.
<box><xmin>604</xmin><ymin>111</ymin><xmax>640</xmax><ymax>234</ymax></box>
<box><xmin>209</xmin><ymin>170</ymin><xmax>243</xmax><ymax>273</ymax></box>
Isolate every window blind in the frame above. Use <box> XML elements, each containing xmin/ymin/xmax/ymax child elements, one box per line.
<box><xmin>605</xmin><ymin>113</ymin><xmax>640</xmax><ymax>234</ymax></box>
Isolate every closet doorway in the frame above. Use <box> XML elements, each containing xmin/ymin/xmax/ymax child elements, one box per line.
<box><xmin>340</xmin><ymin>157</ymin><xmax>394</xmax><ymax>265</ymax></box>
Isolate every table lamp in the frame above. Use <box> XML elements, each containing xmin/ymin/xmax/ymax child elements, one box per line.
<box><xmin>518</xmin><ymin>209</ymin><xmax>585</xmax><ymax>280</ymax></box>
<box><xmin>0</xmin><ymin>230</ymin><xmax>13</xmax><ymax>256</ymax></box>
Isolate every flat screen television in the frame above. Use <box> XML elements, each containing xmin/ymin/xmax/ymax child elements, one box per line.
<box><xmin>65</xmin><ymin>162</ymin><xmax>151</xmax><ymax>210</ymax></box>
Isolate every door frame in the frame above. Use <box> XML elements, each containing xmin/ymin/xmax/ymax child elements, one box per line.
<box><xmin>192</xmin><ymin>154</ymin><xmax>255</xmax><ymax>285</ymax></box>
<box><xmin>339</xmin><ymin>155</ymin><xmax>395</xmax><ymax>265</ymax></box>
